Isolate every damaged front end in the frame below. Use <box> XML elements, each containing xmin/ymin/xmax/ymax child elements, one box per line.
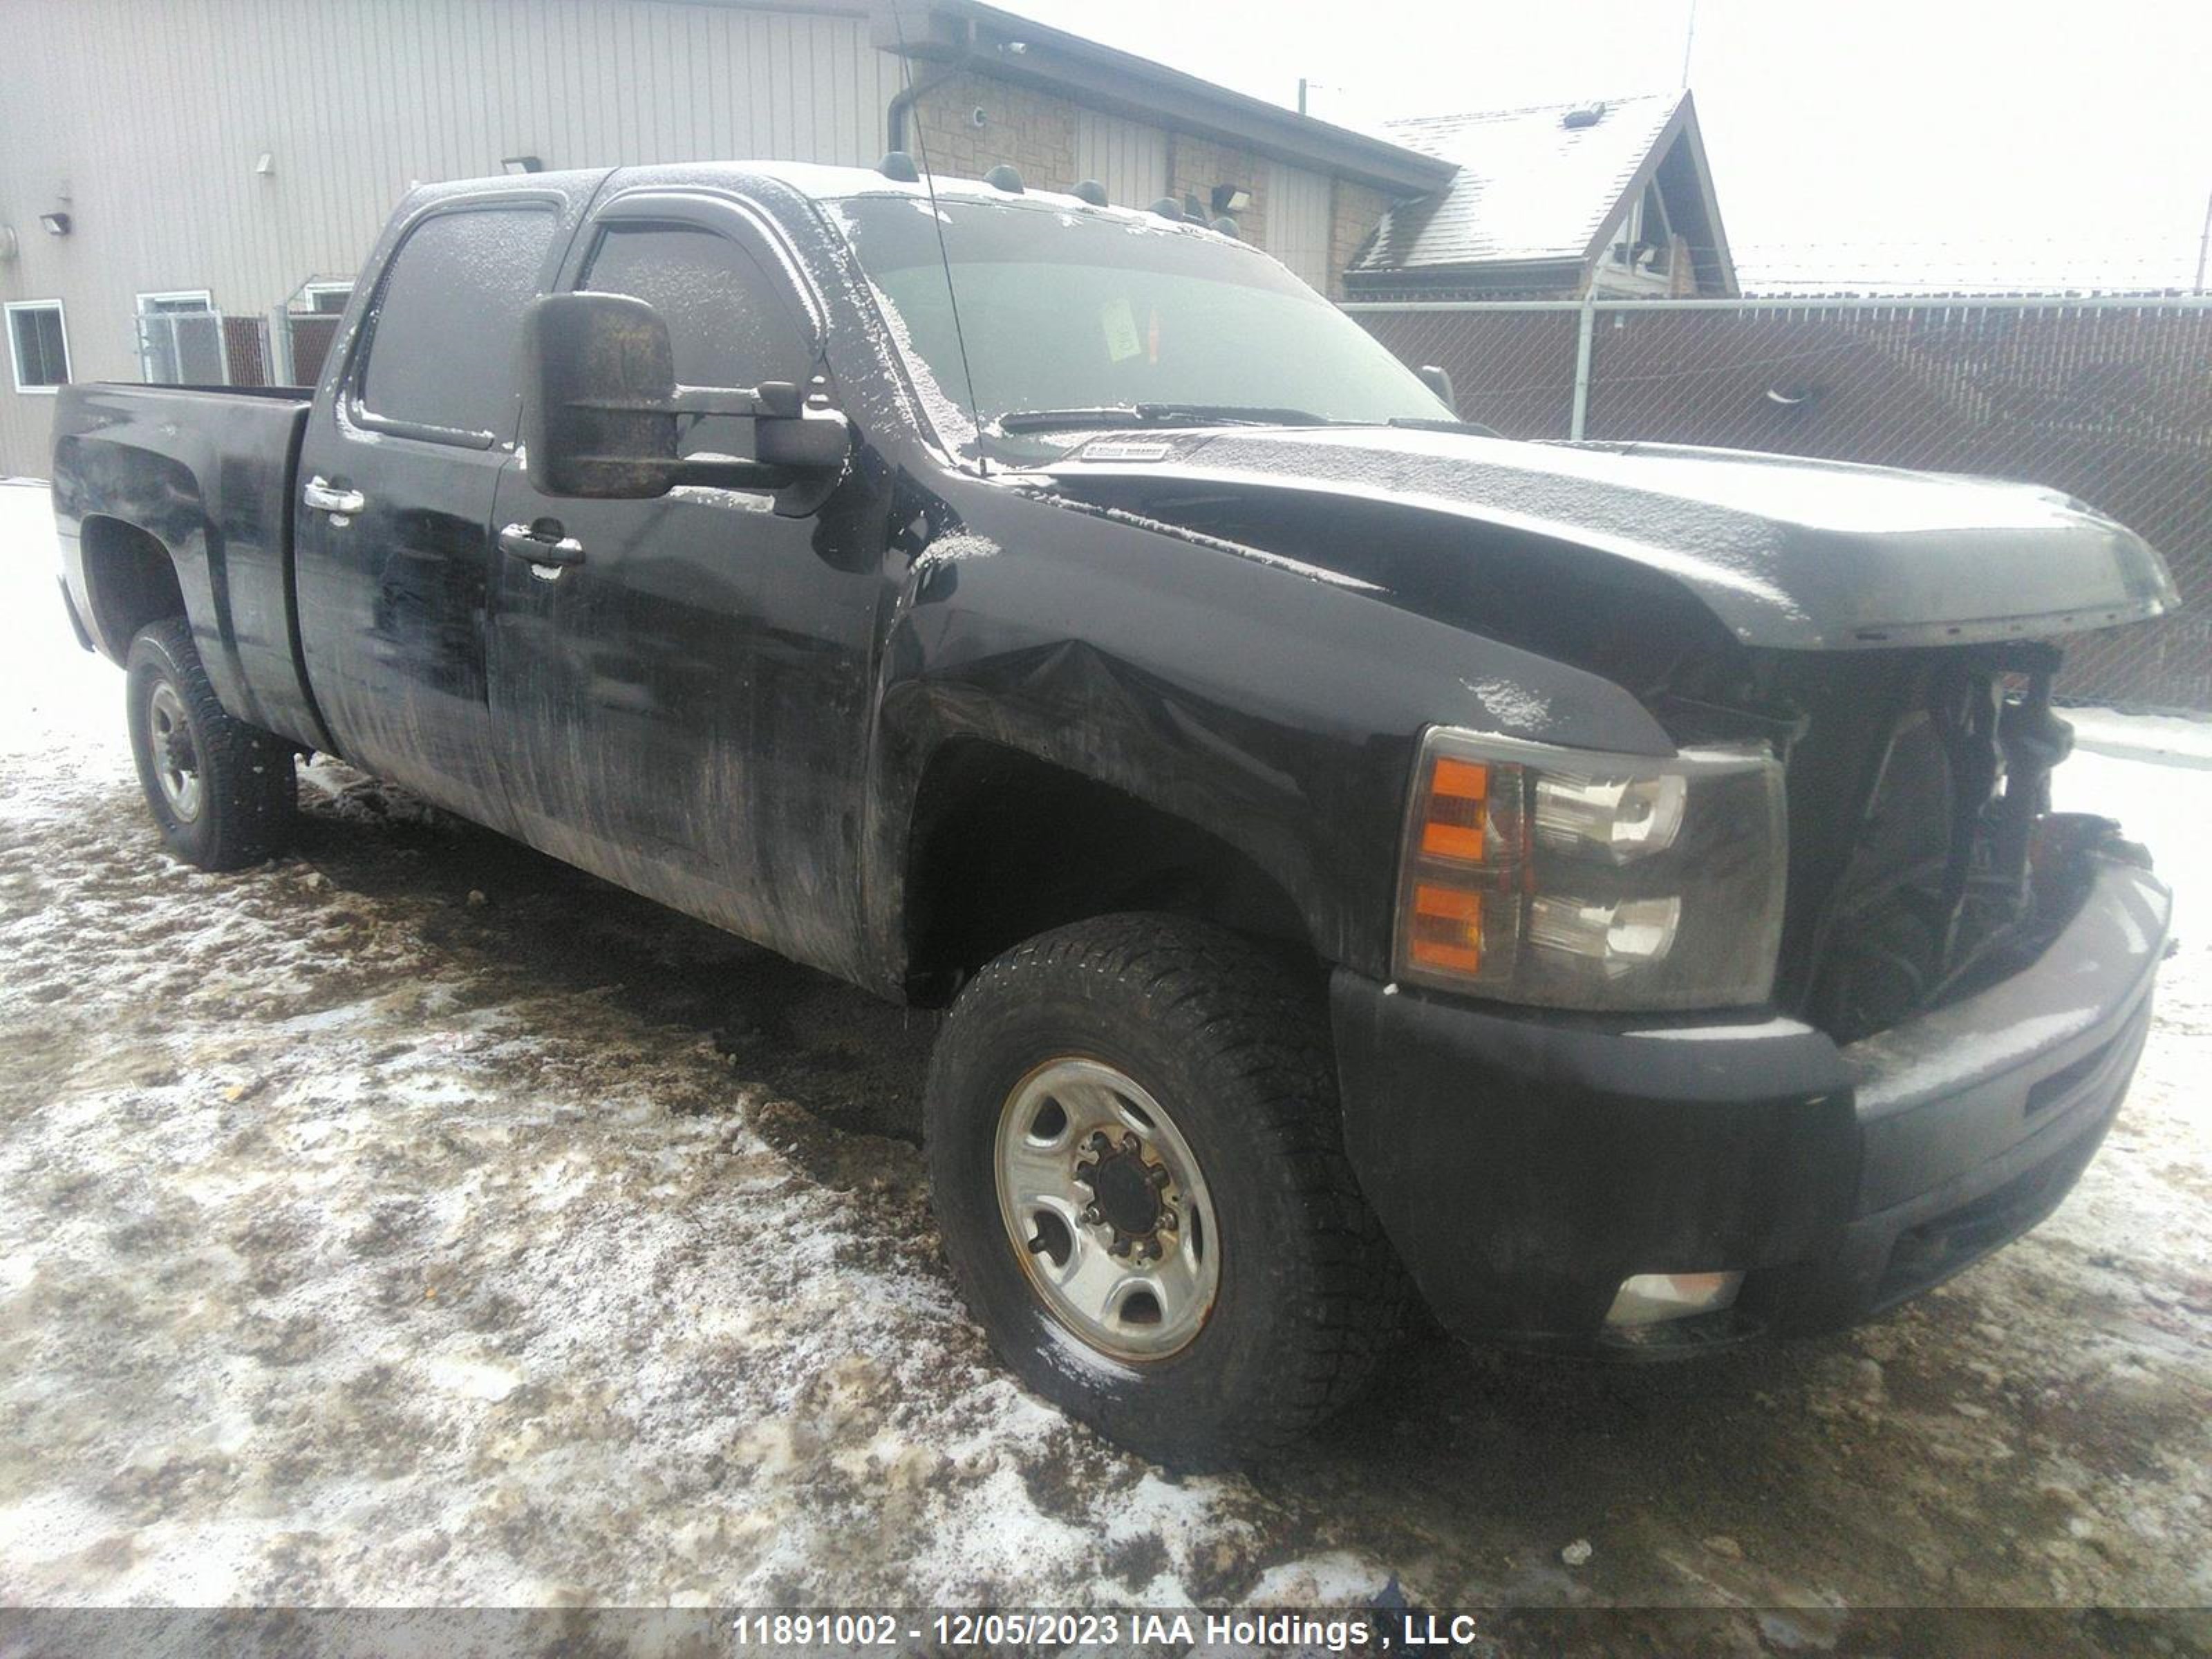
<box><xmin>1029</xmin><ymin>424</ymin><xmax>2178</xmax><ymax>1044</ymax></box>
<box><xmin>1045</xmin><ymin>426</ymin><xmax>2189</xmax><ymax>1349</ymax></box>
<box><xmin>1333</xmin><ymin>625</ymin><xmax>2174</xmax><ymax>1350</ymax></box>
<box><xmin>1661</xmin><ymin>641</ymin><xmax>2148</xmax><ymax>1044</ymax></box>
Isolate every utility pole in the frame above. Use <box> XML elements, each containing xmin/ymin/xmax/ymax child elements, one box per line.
<box><xmin>1297</xmin><ymin>77</ymin><xmax>1308</xmax><ymax>117</ymax></box>
<box><xmin>2197</xmin><ymin>187</ymin><xmax>2212</xmax><ymax>294</ymax></box>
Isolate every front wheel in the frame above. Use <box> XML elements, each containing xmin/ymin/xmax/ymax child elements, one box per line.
<box><xmin>126</xmin><ymin>619</ymin><xmax>296</xmax><ymax>871</ymax></box>
<box><xmin>924</xmin><ymin>914</ymin><xmax>1406</xmax><ymax>1468</ymax></box>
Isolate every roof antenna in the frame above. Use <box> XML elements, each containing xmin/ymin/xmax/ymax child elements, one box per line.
<box><xmin>892</xmin><ymin>1</ymin><xmax>988</xmax><ymax>476</ymax></box>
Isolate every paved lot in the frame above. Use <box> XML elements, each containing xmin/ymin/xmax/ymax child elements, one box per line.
<box><xmin>1</xmin><ymin>487</ymin><xmax>2206</xmax><ymax>1647</ymax></box>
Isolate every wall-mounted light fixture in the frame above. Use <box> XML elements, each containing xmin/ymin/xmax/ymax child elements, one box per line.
<box><xmin>1211</xmin><ymin>183</ymin><xmax>1253</xmax><ymax>216</ymax></box>
<box><xmin>501</xmin><ymin>154</ymin><xmax>544</xmax><ymax>175</ymax></box>
<box><xmin>38</xmin><ymin>212</ymin><xmax>71</xmax><ymax>236</ymax></box>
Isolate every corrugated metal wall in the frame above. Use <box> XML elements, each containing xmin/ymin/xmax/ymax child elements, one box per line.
<box><xmin>1267</xmin><ymin>161</ymin><xmax>1333</xmax><ymax>293</ymax></box>
<box><xmin>0</xmin><ymin>0</ymin><xmax>899</xmax><ymax>474</ymax></box>
<box><xmin>1072</xmin><ymin>109</ymin><xmax>1169</xmax><ymax>212</ymax></box>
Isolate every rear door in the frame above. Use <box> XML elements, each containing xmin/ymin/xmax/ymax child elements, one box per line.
<box><xmin>488</xmin><ymin>190</ymin><xmax>884</xmax><ymax>973</ymax></box>
<box><xmin>294</xmin><ymin>188</ymin><xmax>588</xmax><ymax>828</ymax></box>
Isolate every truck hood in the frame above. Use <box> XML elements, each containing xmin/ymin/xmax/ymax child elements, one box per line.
<box><xmin>1034</xmin><ymin>427</ymin><xmax>2177</xmax><ymax>650</ymax></box>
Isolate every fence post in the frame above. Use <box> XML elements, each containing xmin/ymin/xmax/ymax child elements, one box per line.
<box><xmin>268</xmin><ymin>304</ymin><xmax>294</xmax><ymax>387</ymax></box>
<box><xmin>1569</xmin><ymin>294</ymin><xmax>1597</xmax><ymax>440</ymax></box>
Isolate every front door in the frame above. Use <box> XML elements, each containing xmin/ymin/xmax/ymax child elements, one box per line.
<box><xmin>294</xmin><ymin>196</ymin><xmax>574</xmax><ymax>827</ymax></box>
<box><xmin>489</xmin><ymin>194</ymin><xmax>885</xmax><ymax>975</ymax></box>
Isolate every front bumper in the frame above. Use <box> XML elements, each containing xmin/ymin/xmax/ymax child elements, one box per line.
<box><xmin>1331</xmin><ymin>854</ymin><xmax>2171</xmax><ymax>1351</ymax></box>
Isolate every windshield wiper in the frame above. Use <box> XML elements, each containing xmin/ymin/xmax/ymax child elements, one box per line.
<box><xmin>1389</xmin><ymin>415</ymin><xmax>1505</xmax><ymax>439</ymax></box>
<box><xmin>996</xmin><ymin>403</ymin><xmax>1334</xmax><ymax>434</ymax></box>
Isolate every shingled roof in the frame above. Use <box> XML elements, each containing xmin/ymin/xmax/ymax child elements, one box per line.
<box><xmin>1351</xmin><ymin>91</ymin><xmax>1732</xmax><ymax>289</ymax></box>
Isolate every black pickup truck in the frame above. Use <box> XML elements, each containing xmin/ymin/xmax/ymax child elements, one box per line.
<box><xmin>51</xmin><ymin>157</ymin><xmax>2177</xmax><ymax>1466</ymax></box>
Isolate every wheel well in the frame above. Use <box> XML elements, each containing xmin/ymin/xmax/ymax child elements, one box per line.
<box><xmin>80</xmin><ymin>516</ymin><xmax>185</xmax><ymax>659</ymax></box>
<box><xmin>901</xmin><ymin>740</ymin><xmax>1315</xmax><ymax>1004</ymax></box>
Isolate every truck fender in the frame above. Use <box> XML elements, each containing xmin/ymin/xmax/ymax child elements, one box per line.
<box><xmin>53</xmin><ymin>392</ymin><xmax>325</xmax><ymax>749</ymax></box>
<box><xmin>861</xmin><ymin>496</ymin><xmax>1673</xmax><ymax>993</ymax></box>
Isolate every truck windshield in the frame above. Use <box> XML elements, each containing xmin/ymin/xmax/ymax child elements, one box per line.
<box><xmin>830</xmin><ymin>193</ymin><xmax>1449</xmax><ymax>453</ymax></box>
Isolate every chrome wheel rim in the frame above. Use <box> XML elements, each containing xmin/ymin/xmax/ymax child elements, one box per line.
<box><xmin>148</xmin><ymin>682</ymin><xmax>203</xmax><ymax>822</ymax></box>
<box><xmin>994</xmin><ymin>1057</ymin><xmax>1221</xmax><ymax>1361</ymax></box>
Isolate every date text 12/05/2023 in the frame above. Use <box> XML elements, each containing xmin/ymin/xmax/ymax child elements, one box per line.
<box><xmin>724</xmin><ymin>1611</ymin><xmax>1414</xmax><ymax>1650</ymax></box>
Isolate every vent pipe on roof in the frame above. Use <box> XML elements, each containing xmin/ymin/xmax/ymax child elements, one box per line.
<box><xmin>1562</xmin><ymin>103</ymin><xmax>1606</xmax><ymax>129</ymax></box>
<box><xmin>885</xmin><ymin>15</ymin><xmax>977</xmax><ymax>154</ymax></box>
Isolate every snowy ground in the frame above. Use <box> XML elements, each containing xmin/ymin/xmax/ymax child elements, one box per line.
<box><xmin>0</xmin><ymin>481</ymin><xmax>2206</xmax><ymax>1631</ymax></box>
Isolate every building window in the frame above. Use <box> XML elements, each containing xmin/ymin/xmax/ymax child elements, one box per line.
<box><xmin>7</xmin><ymin>301</ymin><xmax>71</xmax><ymax>393</ymax></box>
<box><xmin>1610</xmin><ymin>182</ymin><xmax>1674</xmax><ymax>278</ymax></box>
<box><xmin>303</xmin><ymin>283</ymin><xmax>353</xmax><ymax>314</ymax></box>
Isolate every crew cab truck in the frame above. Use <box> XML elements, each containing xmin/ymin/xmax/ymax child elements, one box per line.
<box><xmin>51</xmin><ymin>157</ymin><xmax>2177</xmax><ymax>1467</ymax></box>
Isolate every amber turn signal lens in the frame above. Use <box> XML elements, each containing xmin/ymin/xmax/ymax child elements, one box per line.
<box><xmin>1409</xmin><ymin>883</ymin><xmax>1482</xmax><ymax>973</ymax></box>
<box><xmin>1420</xmin><ymin>756</ymin><xmax>1488</xmax><ymax>863</ymax></box>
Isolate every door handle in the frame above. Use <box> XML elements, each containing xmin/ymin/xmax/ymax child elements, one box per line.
<box><xmin>302</xmin><ymin>476</ymin><xmax>366</xmax><ymax>515</ymax></box>
<box><xmin>498</xmin><ymin>521</ymin><xmax>586</xmax><ymax>568</ymax></box>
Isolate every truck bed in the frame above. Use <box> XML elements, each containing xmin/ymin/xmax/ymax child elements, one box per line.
<box><xmin>52</xmin><ymin>382</ymin><xmax>330</xmax><ymax>753</ymax></box>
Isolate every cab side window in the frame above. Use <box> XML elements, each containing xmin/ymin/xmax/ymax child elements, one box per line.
<box><xmin>358</xmin><ymin>205</ymin><xmax>557</xmax><ymax>442</ymax></box>
<box><xmin>581</xmin><ymin>221</ymin><xmax>816</xmax><ymax>460</ymax></box>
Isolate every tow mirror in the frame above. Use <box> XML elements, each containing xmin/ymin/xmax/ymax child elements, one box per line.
<box><xmin>519</xmin><ymin>292</ymin><xmax>850</xmax><ymax>509</ymax></box>
<box><xmin>520</xmin><ymin>292</ymin><xmax>682</xmax><ymax>498</ymax></box>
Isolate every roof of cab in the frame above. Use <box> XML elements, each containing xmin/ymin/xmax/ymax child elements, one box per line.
<box><xmin>411</xmin><ymin>156</ymin><xmax>1246</xmax><ymax>243</ymax></box>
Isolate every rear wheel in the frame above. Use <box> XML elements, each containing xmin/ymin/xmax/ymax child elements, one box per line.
<box><xmin>126</xmin><ymin>619</ymin><xmax>296</xmax><ymax>871</ymax></box>
<box><xmin>924</xmin><ymin>913</ymin><xmax>1406</xmax><ymax>1467</ymax></box>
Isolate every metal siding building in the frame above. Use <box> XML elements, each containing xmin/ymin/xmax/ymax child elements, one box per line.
<box><xmin>0</xmin><ymin>0</ymin><xmax>1453</xmax><ymax>476</ymax></box>
<box><xmin>0</xmin><ymin>0</ymin><xmax>898</xmax><ymax>474</ymax></box>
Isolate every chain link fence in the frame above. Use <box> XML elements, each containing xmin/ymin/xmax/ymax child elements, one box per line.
<box><xmin>131</xmin><ymin>307</ymin><xmax>343</xmax><ymax>392</ymax></box>
<box><xmin>134</xmin><ymin>310</ymin><xmax>278</xmax><ymax>389</ymax></box>
<box><xmin>1349</xmin><ymin>297</ymin><xmax>2212</xmax><ymax>711</ymax></box>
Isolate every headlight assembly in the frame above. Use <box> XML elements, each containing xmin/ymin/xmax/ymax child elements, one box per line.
<box><xmin>1394</xmin><ymin>727</ymin><xmax>1787</xmax><ymax>1011</ymax></box>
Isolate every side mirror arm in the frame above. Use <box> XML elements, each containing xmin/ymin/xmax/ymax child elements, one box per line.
<box><xmin>665</xmin><ymin>378</ymin><xmax>807</xmax><ymax>420</ymax></box>
<box><xmin>668</xmin><ymin>402</ymin><xmax>852</xmax><ymax>516</ymax></box>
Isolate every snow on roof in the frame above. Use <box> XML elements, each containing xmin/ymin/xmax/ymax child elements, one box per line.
<box><xmin>1358</xmin><ymin>92</ymin><xmax>1685</xmax><ymax>273</ymax></box>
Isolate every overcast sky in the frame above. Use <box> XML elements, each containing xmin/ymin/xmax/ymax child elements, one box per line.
<box><xmin>998</xmin><ymin>0</ymin><xmax>2212</xmax><ymax>290</ymax></box>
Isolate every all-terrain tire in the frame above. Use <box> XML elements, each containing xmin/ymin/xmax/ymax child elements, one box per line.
<box><xmin>125</xmin><ymin>619</ymin><xmax>296</xmax><ymax>871</ymax></box>
<box><xmin>924</xmin><ymin>912</ymin><xmax>1407</xmax><ymax>1468</ymax></box>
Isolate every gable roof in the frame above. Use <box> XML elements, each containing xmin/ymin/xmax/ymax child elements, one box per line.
<box><xmin>878</xmin><ymin>1</ymin><xmax>1456</xmax><ymax>196</ymax></box>
<box><xmin>1356</xmin><ymin>91</ymin><xmax>1709</xmax><ymax>275</ymax></box>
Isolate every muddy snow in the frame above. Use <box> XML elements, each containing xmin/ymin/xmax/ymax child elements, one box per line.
<box><xmin>1</xmin><ymin>482</ymin><xmax>2206</xmax><ymax>1625</ymax></box>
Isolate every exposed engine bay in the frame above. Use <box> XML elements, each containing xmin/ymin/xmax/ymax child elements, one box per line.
<box><xmin>1708</xmin><ymin>644</ymin><xmax>2109</xmax><ymax>1044</ymax></box>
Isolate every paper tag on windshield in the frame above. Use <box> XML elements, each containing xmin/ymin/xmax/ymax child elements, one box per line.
<box><xmin>1100</xmin><ymin>298</ymin><xmax>1142</xmax><ymax>363</ymax></box>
